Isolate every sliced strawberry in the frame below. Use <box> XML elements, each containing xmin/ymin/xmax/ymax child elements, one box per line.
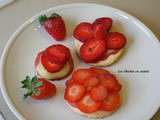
<box><xmin>113</xmin><ymin>83</ymin><xmax>122</xmax><ymax>93</ymax></box>
<box><xmin>72</xmin><ymin>69</ymin><xmax>94</xmax><ymax>85</ymax></box>
<box><xmin>76</xmin><ymin>94</ymin><xmax>101</xmax><ymax>113</ymax></box>
<box><xmin>93</xmin><ymin>17</ymin><xmax>113</xmax><ymax>31</ymax></box>
<box><xmin>34</xmin><ymin>51</ymin><xmax>43</xmax><ymax>68</ymax></box>
<box><xmin>90</xmin><ymin>67</ymin><xmax>110</xmax><ymax>75</ymax></box>
<box><xmin>106</xmin><ymin>32</ymin><xmax>127</xmax><ymax>49</ymax></box>
<box><xmin>64</xmin><ymin>84</ymin><xmax>85</xmax><ymax>102</ymax></box>
<box><xmin>67</xmin><ymin>100</ymin><xmax>77</xmax><ymax>107</ymax></box>
<box><xmin>50</xmin><ymin>56</ymin><xmax>74</xmax><ymax>81</ymax></box>
<box><xmin>93</xmin><ymin>22</ymin><xmax>107</xmax><ymax>39</ymax></box>
<box><xmin>80</xmin><ymin>39</ymin><xmax>107</xmax><ymax>63</ymax></box>
<box><xmin>83</xmin><ymin>76</ymin><xmax>99</xmax><ymax>91</ymax></box>
<box><xmin>41</xmin><ymin>52</ymin><xmax>64</xmax><ymax>73</ymax></box>
<box><xmin>45</xmin><ymin>44</ymin><xmax>70</xmax><ymax>64</ymax></box>
<box><xmin>73</xmin><ymin>22</ymin><xmax>93</xmax><ymax>43</ymax></box>
<box><xmin>65</xmin><ymin>78</ymin><xmax>75</xmax><ymax>86</ymax></box>
<box><xmin>98</xmin><ymin>74</ymin><xmax>122</xmax><ymax>92</ymax></box>
<box><xmin>101</xmin><ymin>92</ymin><xmax>121</xmax><ymax>111</ymax></box>
<box><xmin>90</xmin><ymin>85</ymin><xmax>108</xmax><ymax>102</ymax></box>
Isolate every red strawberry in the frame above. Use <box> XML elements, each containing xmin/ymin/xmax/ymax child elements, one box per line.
<box><xmin>49</xmin><ymin>56</ymin><xmax>74</xmax><ymax>81</ymax></box>
<box><xmin>83</xmin><ymin>76</ymin><xmax>100</xmax><ymax>91</ymax></box>
<box><xmin>80</xmin><ymin>39</ymin><xmax>107</xmax><ymax>63</ymax></box>
<box><xmin>67</xmin><ymin>100</ymin><xmax>77</xmax><ymax>107</ymax></box>
<box><xmin>106</xmin><ymin>32</ymin><xmax>127</xmax><ymax>49</ymax></box>
<box><xmin>73</xmin><ymin>22</ymin><xmax>93</xmax><ymax>43</ymax></box>
<box><xmin>101</xmin><ymin>92</ymin><xmax>121</xmax><ymax>111</ymax></box>
<box><xmin>72</xmin><ymin>69</ymin><xmax>94</xmax><ymax>85</ymax></box>
<box><xmin>39</xmin><ymin>13</ymin><xmax>66</xmax><ymax>41</ymax></box>
<box><xmin>45</xmin><ymin>44</ymin><xmax>70</xmax><ymax>64</ymax></box>
<box><xmin>41</xmin><ymin>52</ymin><xmax>64</xmax><ymax>73</ymax></box>
<box><xmin>76</xmin><ymin>94</ymin><xmax>101</xmax><ymax>113</ymax></box>
<box><xmin>21</xmin><ymin>76</ymin><xmax>56</xmax><ymax>100</ymax></box>
<box><xmin>65</xmin><ymin>78</ymin><xmax>75</xmax><ymax>86</ymax></box>
<box><xmin>64</xmin><ymin>84</ymin><xmax>85</xmax><ymax>102</ymax></box>
<box><xmin>92</xmin><ymin>22</ymin><xmax>107</xmax><ymax>39</ymax></box>
<box><xmin>90</xmin><ymin>67</ymin><xmax>110</xmax><ymax>75</ymax></box>
<box><xmin>98</xmin><ymin>74</ymin><xmax>122</xmax><ymax>92</ymax></box>
<box><xmin>90</xmin><ymin>85</ymin><xmax>108</xmax><ymax>101</ymax></box>
<box><xmin>93</xmin><ymin>17</ymin><xmax>113</xmax><ymax>31</ymax></box>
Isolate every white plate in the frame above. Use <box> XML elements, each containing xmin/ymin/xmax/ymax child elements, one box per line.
<box><xmin>0</xmin><ymin>3</ymin><xmax>160</xmax><ymax>120</ymax></box>
<box><xmin>0</xmin><ymin>0</ymin><xmax>14</xmax><ymax>8</ymax></box>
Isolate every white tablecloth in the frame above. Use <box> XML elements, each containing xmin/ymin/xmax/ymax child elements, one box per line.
<box><xmin>0</xmin><ymin>0</ymin><xmax>159</xmax><ymax>120</ymax></box>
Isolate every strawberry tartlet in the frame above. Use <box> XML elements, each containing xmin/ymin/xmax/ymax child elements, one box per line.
<box><xmin>35</xmin><ymin>44</ymin><xmax>74</xmax><ymax>80</ymax></box>
<box><xmin>73</xmin><ymin>17</ymin><xmax>127</xmax><ymax>66</ymax></box>
<box><xmin>64</xmin><ymin>67</ymin><xmax>122</xmax><ymax>118</ymax></box>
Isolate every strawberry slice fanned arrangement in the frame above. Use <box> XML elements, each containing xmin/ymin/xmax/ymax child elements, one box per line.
<box><xmin>64</xmin><ymin>67</ymin><xmax>121</xmax><ymax>118</ymax></box>
<box><xmin>73</xmin><ymin>17</ymin><xmax>127</xmax><ymax>66</ymax></box>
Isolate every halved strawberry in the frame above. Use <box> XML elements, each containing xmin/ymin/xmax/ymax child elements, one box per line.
<box><xmin>101</xmin><ymin>92</ymin><xmax>121</xmax><ymax>111</ymax></box>
<box><xmin>50</xmin><ymin>56</ymin><xmax>74</xmax><ymax>81</ymax></box>
<box><xmin>73</xmin><ymin>22</ymin><xmax>93</xmax><ymax>43</ymax></box>
<box><xmin>106</xmin><ymin>32</ymin><xmax>127</xmax><ymax>49</ymax></box>
<box><xmin>90</xmin><ymin>67</ymin><xmax>110</xmax><ymax>75</ymax></box>
<box><xmin>90</xmin><ymin>85</ymin><xmax>108</xmax><ymax>102</ymax></box>
<box><xmin>45</xmin><ymin>44</ymin><xmax>70</xmax><ymax>64</ymax></box>
<box><xmin>80</xmin><ymin>39</ymin><xmax>107</xmax><ymax>63</ymax></box>
<box><xmin>72</xmin><ymin>69</ymin><xmax>94</xmax><ymax>85</ymax></box>
<box><xmin>93</xmin><ymin>17</ymin><xmax>113</xmax><ymax>31</ymax></box>
<box><xmin>76</xmin><ymin>94</ymin><xmax>101</xmax><ymax>113</ymax></box>
<box><xmin>93</xmin><ymin>22</ymin><xmax>107</xmax><ymax>39</ymax></box>
<box><xmin>64</xmin><ymin>84</ymin><xmax>85</xmax><ymax>102</ymax></box>
<box><xmin>41</xmin><ymin>52</ymin><xmax>64</xmax><ymax>73</ymax></box>
<box><xmin>83</xmin><ymin>76</ymin><xmax>99</xmax><ymax>91</ymax></box>
<box><xmin>98</xmin><ymin>74</ymin><xmax>121</xmax><ymax>92</ymax></box>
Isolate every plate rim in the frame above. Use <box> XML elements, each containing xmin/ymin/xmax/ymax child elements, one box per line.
<box><xmin>0</xmin><ymin>3</ymin><xmax>160</xmax><ymax>120</ymax></box>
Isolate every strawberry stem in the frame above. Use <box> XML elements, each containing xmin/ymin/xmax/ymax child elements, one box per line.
<box><xmin>39</xmin><ymin>15</ymin><xmax>47</xmax><ymax>25</ymax></box>
<box><xmin>39</xmin><ymin>13</ymin><xmax>60</xmax><ymax>25</ymax></box>
<box><xmin>21</xmin><ymin>76</ymin><xmax>43</xmax><ymax>99</ymax></box>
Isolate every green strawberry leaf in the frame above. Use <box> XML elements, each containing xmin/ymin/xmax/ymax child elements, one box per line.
<box><xmin>39</xmin><ymin>15</ymin><xmax>47</xmax><ymax>25</ymax></box>
<box><xmin>24</xmin><ymin>91</ymin><xmax>32</xmax><ymax>99</ymax></box>
<box><xmin>34</xmin><ymin>82</ymin><xmax>43</xmax><ymax>88</ymax></box>
<box><xmin>21</xmin><ymin>75</ymin><xmax>43</xmax><ymax>99</ymax></box>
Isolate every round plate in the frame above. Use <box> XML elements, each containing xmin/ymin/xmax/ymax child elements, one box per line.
<box><xmin>0</xmin><ymin>3</ymin><xmax>160</xmax><ymax>120</ymax></box>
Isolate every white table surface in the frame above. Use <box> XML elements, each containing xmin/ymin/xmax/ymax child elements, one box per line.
<box><xmin>0</xmin><ymin>0</ymin><xmax>159</xmax><ymax>120</ymax></box>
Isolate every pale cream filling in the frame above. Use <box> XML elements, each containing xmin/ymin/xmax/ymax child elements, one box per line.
<box><xmin>74</xmin><ymin>39</ymin><xmax>124</xmax><ymax>66</ymax></box>
<box><xmin>36</xmin><ymin>60</ymin><xmax>70</xmax><ymax>80</ymax></box>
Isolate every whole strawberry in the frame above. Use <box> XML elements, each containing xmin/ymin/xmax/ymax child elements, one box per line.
<box><xmin>39</xmin><ymin>13</ymin><xmax>66</xmax><ymax>41</ymax></box>
<box><xmin>21</xmin><ymin>76</ymin><xmax>56</xmax><ymax>100</ymax></box>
